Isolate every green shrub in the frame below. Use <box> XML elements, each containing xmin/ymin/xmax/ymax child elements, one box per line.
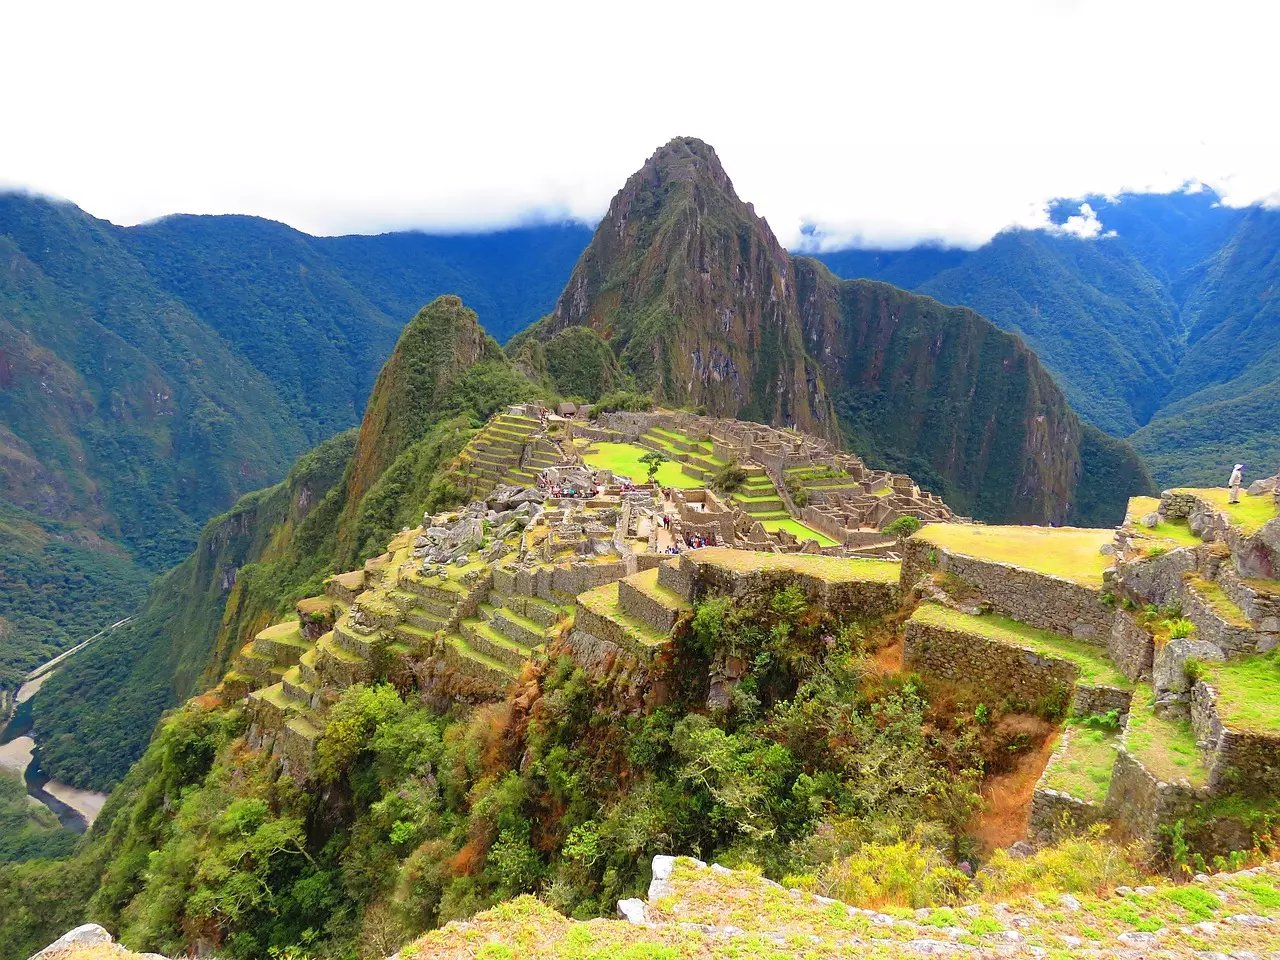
<box><xmin>712</xmin><ymin>462</ymin><xmax>749</xmax><ymax>495</ymax></box>
<box><xmin>1167</xmin><ymin>618</ymin><xmax>1196</xmax><ymax>640</ymax></box>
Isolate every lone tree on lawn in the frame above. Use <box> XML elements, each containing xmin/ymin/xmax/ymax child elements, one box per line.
<box><xmin>639</xmin><ymin>451</ymin><xmax>668</xmax><ymax>483</ymax></box>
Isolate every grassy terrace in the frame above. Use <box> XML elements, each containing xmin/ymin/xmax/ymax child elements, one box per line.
<box><xmin>1189</xmin><ymin>575</ymin><xmax>1253</xmax><ymax>628</ymax></box>
<box><xmin>1199</xmin><ymin>651</ymin><xmax>1280</xmax><ymax>734</ymax></box>
<box><xmin>444</xmin><ymin>634</ymin><xmax>517</xmax><ymax>676</ymax></box>
<box><xmin>1044</xmin><ymin>725</ymin><xmax>1118</xmax><ymax>805</ymax></box>
<box><xmin>256</xmin><ymin>621</ymin><xmax>308</xmax><ymax>647</ymax></box>
<box><xmin>578</xmin><ymin>582</ymin><xmax>669</xmax><ymax>646</ymax></box>
<box><xmin>1124</xmin><ymin>687</ymin><xmax>1209</xmax><ymax>786</ymax></box>
<box><xmin>910</xmin><ymin>604</ymin><xmax>1131</xmax><ymax>688</ymax></box>
<box><xmin>687</xmin><ymin>547</ymin><xmax>900</xmax><ymax>583</ymax></box>
<box><xmin>1173</xmin><ymin>487</ymin><xmax>1279</xmax><ymax>535</ymax></box>
<box><xmin>914</xmin><ymin>523</ymin><xmax>1114</xmax><ymax>588</ymax></box>
<box><xmin>578</xmin><ymin>441</ymin><xmax>703</xmax><ymax>488</ymax></box>
<box><xmin>759</xmin><ymin>516</ymin><xmax>839</xmax><ymax>547</ymax></box>
<box><xmin>627</xmin><ymin>567</ymin><xmax>690</xmax><ymax>610</ymax></box>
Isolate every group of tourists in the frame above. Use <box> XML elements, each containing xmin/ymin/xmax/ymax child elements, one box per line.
<box><xmin>684</xmin><ymin>533</ymin><xmax>714</xmax><ymax>549</ymax></box>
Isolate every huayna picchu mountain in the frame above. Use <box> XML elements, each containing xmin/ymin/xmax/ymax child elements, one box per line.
<box><xmin>513</xmin><ymin>137</ymin><xmax>1151</xmax><ymax>526</ymax></box>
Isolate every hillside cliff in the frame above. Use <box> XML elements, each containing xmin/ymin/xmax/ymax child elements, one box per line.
<box><xmin>528</xmin><ymin>137</ymin><xmax>1150</xmax><ymax>524</ymax></box>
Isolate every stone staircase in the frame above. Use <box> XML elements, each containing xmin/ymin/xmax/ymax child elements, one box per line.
<box><xmin>457</xmin><ymin>413</ymin><xmax>546</xmax><ymax>493</ymax></box>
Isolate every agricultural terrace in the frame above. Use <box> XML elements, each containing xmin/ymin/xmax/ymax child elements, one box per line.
<box><xmin>1198</xmin><ymin>651</ymin><xmax>1280</xmax><ymax>735</ymax></box>
<box><xmin>910</xmin><ymin>604</ymin><xmax>1130</xmax><ymax>688</ymax></box>
<box><xmin>758</xmin><ymin>516</ymin><xmax>838</xmax><ymax>547</ymax></box>
<box><xmin>915</xmin><ymin>523</ymin><xmax>1114</xmax><ymax>587</ymax></box>
<box><xmin>577</xmin><ymin>441</ymin><xmax>703</xmax><ymax>488</ymax></box>
<box><xmin>687</xmin><ymin>547</ymin><xmax>900</xmax><ymax>583</ymax></box>
<box><xmin>1172</xmin><ymin>487</ymin><xmax>1279</xmax><ymax>535</ymax></box>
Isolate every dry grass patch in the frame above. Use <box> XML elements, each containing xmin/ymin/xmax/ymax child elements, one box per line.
<box><xmin>915</xmin><ymin>523</ymin><xmax>1113</xmax><ymax>587</ymax></box>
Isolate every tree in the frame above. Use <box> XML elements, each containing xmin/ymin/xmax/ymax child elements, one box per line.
<box><xmin>638</xmin><ymin>451</ymin><xmax>668</xmax><ymax>483</ymax></box>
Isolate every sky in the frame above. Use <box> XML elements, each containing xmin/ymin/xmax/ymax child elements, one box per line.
<box><xmin>4</xmin><ymin>0</ymin><xmax>1278</xmax><ymax>250</ymax></box>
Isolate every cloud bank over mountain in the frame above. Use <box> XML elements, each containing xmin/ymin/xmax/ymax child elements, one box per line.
<box><xmin>4</xmin><ymin>0</ymin><xmax>1278</xmax><ymax>249</ymax></box>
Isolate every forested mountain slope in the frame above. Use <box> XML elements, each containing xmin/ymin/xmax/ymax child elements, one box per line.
<box><xmin>816</xmin><ymin>191</ymin><xmax>1280</xmax><ymax>486</ymax></box>
<box><xmin>33</xmin><ymin>297</ymin><xmax>549</xmax><ymax>787</ymax></box>
<box><xmin>0</xmin><ymin>194</ymin><xmax>587</xmax><ymax>693</ymax></box>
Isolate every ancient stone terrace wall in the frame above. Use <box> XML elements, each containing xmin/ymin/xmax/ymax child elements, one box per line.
<box><xmin>1113</xmin><ymin>546</ymin><xmax>1198</xmax><ymax>608</ymax></box>
<box><xmin>1192</xmin><ymin>681</ymin><xmax>1280</xmax><ymax>795</ymax></box>
<box><xmin>492</xmin><ymin>559</ymin><xmax>629</xmax><ymax>601</ymax></box>
<box><xmin>1030</xmin><ymin>730</ymin><xmax>1110</xmax><ymax>843</ymax></box>
<box><xmin>665</xmin><ymin>550</ymin><xmax>900</xmax><ymax>619</ymax></box>
<box><xmin>1106</xmin><ymin>749</ymin><xmax>1207</xmax><ymax>846</ymax></box>
<box><xmin>900</xmin><ymin>538</ymin><xmax>1114</xmax><ymax>642</ymax></box>
<box><xmin>904</xmin><ymin>618</ymin><xmax>1079</xmax><ymax>711</ymax></box>
<box><xmin>1108</xmin><ymin>610</ymin><xmax>1155</xmax><ymax>682</ymax></box>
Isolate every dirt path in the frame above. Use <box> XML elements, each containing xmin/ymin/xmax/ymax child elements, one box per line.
<box><xmin>969</xmin><ymin>725</ymin><xmax>1059</xmax><ymax>854</ymax></box>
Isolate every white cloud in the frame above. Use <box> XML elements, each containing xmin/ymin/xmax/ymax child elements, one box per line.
<box><xmin>3</xmin><ymin>0</ymin><xmax>1279</xmax><ymax>249</ymax></box>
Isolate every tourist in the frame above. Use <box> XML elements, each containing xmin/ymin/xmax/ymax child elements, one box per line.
<box><xmin>1229</xmin><ymin>463</ymin><xmax>1244</xmax><ymax>504</ymax></box>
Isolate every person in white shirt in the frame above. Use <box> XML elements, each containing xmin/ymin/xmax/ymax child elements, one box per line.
<box><xmin>1229</xmin><ymin>463</ymin><xmax>1244</xmax><ymax>504</ymax></box>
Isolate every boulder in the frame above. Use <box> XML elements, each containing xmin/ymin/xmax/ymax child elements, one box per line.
<box><xmin>1246</xmin><ymin>477</ymin><xmax>1277</xmax><ymax>496</ymax></box>
<box><xmin>1153</xmin><ymin>637</ymin><xmax>1225</xmax><ymax>699</ymax></box>
<box><xmin>616</xmin><ymin>898</ymin><xmax>649</xmax><ymax>924</ymax></box>
<box><xmin>1139</xmin><ymin>512</ymin><xmax>1161</xmax><ymax>529</ymax></box>
<box><xmin>648</xmin><ymin>854</ymin><xmax>706</xmax><ymax>903</ymax></box>
<box><xmin>31</xmin><ymin>924</ymin><xmax>114</xmax><ymax>960</ymax></box>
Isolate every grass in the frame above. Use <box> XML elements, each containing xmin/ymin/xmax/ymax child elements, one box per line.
<box><xmin>687</xmin><ymin>546</ymin><xmax>900</xmax><ymax>583</ymax></box>
<box><xmin>914</xmin><ymin>523</ymin><xmax>1114</xmax><ymax>587</ymax></box>
<box><xmin>1123</xmin><ymin>687</ymin><xmax>1209</xmax><ymax>787</ymax></box>
<box><xmin>1172</xmin><ymin>487</ymin><xmax>1279</xmax><ymax>534</ymax></box>
<box><xmin>910</xmin><ymin>604</ymin><xmax>1131</xmax><ymax>688</ymax></box>
<box><xmin>759</xmin><ymin>516</ymin><xmax>839</xmax><ymax>547</ymax></box>
<box><xmin>626</xmin><ymin>568</ymin><xmax>690</xmax><ymax>610</ymax></box>
<box><xmin>578</xmin><ymin>581</ymin><xmax>670</xmax><ymax>646</ymax></box>
<box><xmin>578</xmin><ymin>441</ymin><xmax>703</xmax><ymax>488</ymax></box>
<box><xmin>1142</xmin><ymin>519</ymin><xmax>1202</xmax><ymax>549</ymax></box>
<box><xmin>1187</xmin><ymin>575</ymin><xmax>1253</xmax><ymax>628</ymax></box>
<box><xmin>1043</xmin><ymin>725</ymin><xmax>1118</xmax><ymax>804</ymax></box>
<box><xmin>1198</xmin><ymin>651</ymin><xmax>1280</xmax><ymax>734</ymax></box>
<box><xmin>1125</xmin><ymin>495</ymin><xmax>1162</xmax><ymax>519</ymax></box>
<box><xmin>445</xmin><ymin>633</ymin><xmax>518</xmax><ymax>676</ymax></box>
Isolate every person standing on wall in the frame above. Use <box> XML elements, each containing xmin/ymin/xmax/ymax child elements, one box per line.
<box><xmin>1229</xmin><ymin>463</ymin><xmax>1244</xmax><ymax>504</ymax></box>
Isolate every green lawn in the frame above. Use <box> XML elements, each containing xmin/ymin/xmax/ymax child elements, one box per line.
<box><xmin>578</xmin><ymin>442</ymin><xmax>704</xmax><ymax>488</ymax></box>
<box><xmin>1124</xmin><ymin>687</ymin><xmax>1209</xmax><ymax>787</ymax></box>
<box><xmin>1199</xmin><ymin>652</ymin><xmax>1280</xmax><ymax>734</ymax></box>
<box><xmin>759</xmin><ymin>517</ymin><xmax>839</xmax><ymax>547</ymax></box>
<box><xmin>914</xmin><ymin>523</ymin><xmax>1114</xmax><ymax>587</ymax></box>
<box><xmin>1044</xmin><ymin>725</ymin><xmax>1119</xmax><ymax>805</ymax></box>
<box><xmin>687</xmin><ymin>547</ymin><xmax>900</xmax><ymax>583</ymax></box>
<box><xmin>1172</xmin><ymin>488</ymin><xmax>1279</xmax><ymax>535</ymax></box>
<box><xmin>910</xmin><ymin>604</ymin><xmax>1130</xmax><ymax>688</ymax></box>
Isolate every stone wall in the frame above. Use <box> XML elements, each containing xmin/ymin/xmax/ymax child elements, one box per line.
<box><xmin>618</xmin><ymin>578</ymin><xmax>683</xmax><ymax>633</ymax></box>
<box><xmin>1108</xmin><ymin>610</ymin><xmax>1155</xmax><ymax>682</ymax></box>
<box><xmin>1072</xmin><ymin>682</ymin><xmax>1133</xmax><ymax>719</ymax></box>
<box><xmin>1218</xmin><ymin>564</ymin><xmax>1280</xmax><ymax>634</ymax></box>
<box><xmin>560</xmin><ymin>627</ymin><xmax>668</xmax><ymax>711</ymax></box>
<box><xmin>683</xmin><ymin>556</ymin><xmax>899</xmax><ymax>620</ymax></box>
<box><xmin>1030</xmin><ymin>731</ymin><xmax>1110</xmax><ymax>843</ymax></box>
<box><xmin>1114</xmin><ymin>547</ymin><xmax>1198</xmax><ymax>607</ymax></box>
<box><xmin>903</xmin><ymin>619</ymin><xmax>1079</xmax><ymax>709</ymax></box>
<box><xmin>1184</xmin><ymin>582</ymin><xmax>1260</xmax><ymax>657</ymax></box>
<box><xmin>1192</xmin><ymin>680</ymin><xmax>1280</xmax><ymax>795</ymax></box>
<box><xmin>1106</xmin><ymin>748</ymin><xmax>1208</xmax><ymax>845</ymax></box>
<box><xmin>900</xmin><ymin>538</ymin><xmax>1114</xmax><ymax>642</ymax></box>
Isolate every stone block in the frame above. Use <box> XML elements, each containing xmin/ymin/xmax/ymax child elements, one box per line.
<box><xmin>1109</xmin><ymin>609</ymin><xmax>1155</xmax><ymax>681</ymax></box>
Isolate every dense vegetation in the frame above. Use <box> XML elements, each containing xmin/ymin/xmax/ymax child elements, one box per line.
<box><xmin>508</xmin><ymin>326</ymin><xmax>629</xmax><ymax>402</ymax></box>
<box><xmin>0</xmin><ymin>770</ymin><xmax>77</xmax><ymax>864</ymax></box>
<box><xmin>817</xmin><ymin>191</ymin><xmax>1280</xmax><ymax>487</ymax></box>
<box><xmin>0</xmin><ymin>506</ymin><xmax>149</xmax><ymax>694</ymax></box>
<box><xmin>0</xmin><ymin>583</ymin><xmax>1052</xmax><ymax>959</ymax></box>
